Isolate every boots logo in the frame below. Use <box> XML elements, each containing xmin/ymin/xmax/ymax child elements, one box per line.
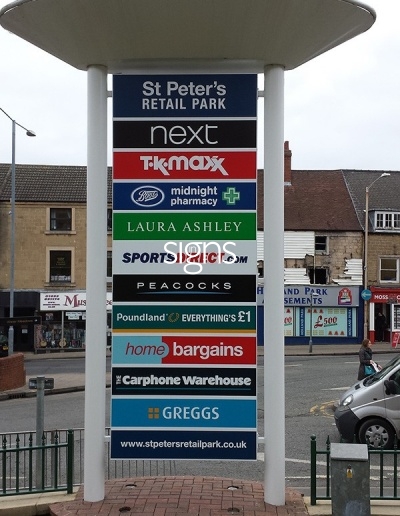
<box><xmin>131</xmin><ymin>185</ymin><xmax>165</xmax><ymax>207</ymax></box>
<box><xmin>140</xmin><ymin>155</ymin><xmax>228</xmax><ymax>176</ymax></box>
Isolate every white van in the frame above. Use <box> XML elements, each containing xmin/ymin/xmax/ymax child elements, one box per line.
<box><xmin>335</xmin><ymin>355</ymin><xmax>400</xmax><ymax>449</ymax></box>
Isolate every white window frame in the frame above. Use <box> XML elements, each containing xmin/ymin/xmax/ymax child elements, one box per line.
<box><xmin>46</xmin><ymin>247</ymin><xmax>75</xmax><ymax>284</ymax></box>
<box><xmin>374</xmin><ymin>211</ymin><xmax>400</xmax><ymax>231</ymax></box>
<box><xmin>315</xmin><ymin>235</ymin><xmax>328</xmax><ymax>254</ymax></box>
<box><xmin>379</xmin><ymin>257</ymin><xmax>400</xmax><ymax>283</ymax></box>
<box><xmin>46</xmin><ymin>207</ymin><xmax>75</xmax><ymax>233</ymax></box>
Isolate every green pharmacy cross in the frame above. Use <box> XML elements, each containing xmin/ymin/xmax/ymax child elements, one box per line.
<box><xmin>222</xmin><ymin>187</ymin><xmax>241</xmax><ymax>205</ymax></box>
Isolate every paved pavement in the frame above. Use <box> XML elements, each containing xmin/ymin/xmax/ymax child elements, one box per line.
<box><xmin>1</xmin><ymin>342</ymin><xmax>400</xmax><ymax>515</ymax></box>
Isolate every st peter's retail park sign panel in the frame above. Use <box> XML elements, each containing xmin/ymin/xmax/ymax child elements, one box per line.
<box><xmin>110</xmin><ymin>74</ymin><xmax>258</xmax><ymax>460</ymax></box>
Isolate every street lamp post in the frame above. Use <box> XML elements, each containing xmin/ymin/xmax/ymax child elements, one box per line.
<box><xmin>308</xmin><ymin>293</ymin><xmax>318</xmax><ymax>353</ymax></box>
<box><xmin>363</xmin><ymin>173</ymin><xmax>390</xmax><ymax>339</ymax></box>
<box><xmin>0</xmin><ymin>108</ymin><xmax>35</xmax><ymax>354</ymax></box>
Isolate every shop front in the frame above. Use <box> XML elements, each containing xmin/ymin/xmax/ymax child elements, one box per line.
<box><xmin>37</xmin><ymin>291</ymin><xmax>112</xmax><ymax>353</ymax></box>
<box><xmin>257</xmin><ymin>284</ymin><xmax>362</xmax><ymax>345</ymax></box>
<box><xmin>369</xmin><ymin>287</ymin><xmax>400</xmax><ymax>345</ymax></box>
<box><xmin>0</xmin><ymin>291</ymin><xmax>43</xmax><ymax>353</ymax></box>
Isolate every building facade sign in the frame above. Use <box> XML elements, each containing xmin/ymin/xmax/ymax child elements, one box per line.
<box><xmin>257</xmin><ymin>284</ymin><xmax>360</xmax><ymax>307</ymax></box>
<box><xmin>40</xmin><ymin>292</ymin><xmax>112</xmax><ymax>311</ymax></box>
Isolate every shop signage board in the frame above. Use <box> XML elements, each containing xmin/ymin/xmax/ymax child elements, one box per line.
<box><xmin>113</xmin><ymin>181</ymin><xmax>256</xmax><ymax>211</ymax></box>
<box><xmin>113</xmin><ymin>212</ymin><xmax>256</xmax><ymax>240</ymax></box>
<box><xmin>112</xmin><ymin>305</ymin><xmax>256</xmax><ymax>332</ymax></box>
<box><xmin>113</xmin><ymin>120</ymin><xmax>256</xmax><ymax>148</ymax></box>
<box><xmin>112</xmin><ymin>74</ymin><xmax>257</xmax><ymax>118</ymax></box>
<box><xmin>257</xmin><ymin>284</ymin><xmax>360</xmax><ymax>307</ymax></box>
<box><xmin>111</xmin><ymin>335</ymin><xmax>257</xmax><ymax>365</ymax></box>
<box><xmin>112</xmin><ymin>240</ymin><xmax>255</xmax><ymax>275</ymax></box>
<box><xmin>113</xmin><ymin>151</ymin><xmax>257</xmax><ymax>180</ymax></box>
<box><xmin>0</xmin><ymin>316</ymin><xmax>42</xmax><ymax>325</ymax></box>
<box><xmin>111</xmin><ymin>398</ymin><xmax>257</xmax><ymax>428</ymax></box>
<box><xmin>370</xmin><ymin>288</ymin><xmax>400</xmax><ymax>304</ymax></box>
<box><xmin>110</xmin><ymin>429</ymin><xmax>257</xmax><ymax>460</ymax></box>
<box><xmin>111</xmin><ymin>73</ymin><xmax>257</xmax><ymax>460</ymax></box>
<box><xmin>111</xmin><ymin>366</ymin><xmax>257</xmax><ymax>397</ymax></box>
<box><xmin>40</xmin><ymin>292</ymin><xmax>112</xmax><ymax>311</ymax></box>
<box><xmin>112</xmin><ymin>274</ymin><xmax>256</xmax><ymax>303</ymax></box>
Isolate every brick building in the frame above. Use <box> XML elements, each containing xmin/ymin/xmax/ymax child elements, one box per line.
<box><xmin>0</xmin><ymin>164</ymin><xmax>112</xmax><ymax>352</ymax></box>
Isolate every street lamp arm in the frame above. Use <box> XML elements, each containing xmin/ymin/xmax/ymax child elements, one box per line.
<box><xmin>364</xmin><ymin>172</ymin><xmax>391</xmax><ymax>231</ymax></box>
<box><xmin>0</xmin><ymin>107</ymin><xmax>36</xmax><ymax>136</ymax></box>
<box><xmin>0</xmin><ymin>106</ymin><xmax>13</xmax><ymax>121</ymax></box>
<box><xmin>366</xmin><ymin>172</ymin><xmax>391</xmax><ymax>194</ymax></box>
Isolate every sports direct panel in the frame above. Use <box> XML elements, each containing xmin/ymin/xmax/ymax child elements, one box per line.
<box><xmin>111</xmin><ymin>240</ymin><xmax>255</xmax><ymax>275</ymax></box>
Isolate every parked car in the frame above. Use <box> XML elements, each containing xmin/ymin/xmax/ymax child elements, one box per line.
<box><xmin>335</xmin><ymin>355</ymin><xmax>400</xmax><ymax>449</ymax></box>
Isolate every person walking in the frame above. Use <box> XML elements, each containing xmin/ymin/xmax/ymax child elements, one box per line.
<box><xmin>357</xmin><ymin>338</ymin><xmax>378</xmax><ymax>381</ymax></box>
<box><xmin>375</xmin><ymin>311</ymin><xmax>386</xmax><ymax>342</ymax></box>
<box><xmin>0</xmin><ymin>329</ymin><xmax>8</xmax><ymax>357</ymax></box>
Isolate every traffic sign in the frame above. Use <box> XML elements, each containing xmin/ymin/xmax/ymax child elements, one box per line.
<box><xmin>361</xmin><ymin>289</ymin><xmax>372</xmax><ymax>301</ymax></box>
<box><xmin>29</xmin><ymin>378</ymin><xmax>54</xmax><ymax>390</ymax></box>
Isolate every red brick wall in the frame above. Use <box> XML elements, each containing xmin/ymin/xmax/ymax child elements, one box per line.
<box><xmin>284</xmin><ymin>141</ymin><xmax>292</xmax><ymax>184</ymax></box>
<box><xmin>0</xmin><ymin>353</ymin><xmax>26</xmax><ymax>391</ymax></box>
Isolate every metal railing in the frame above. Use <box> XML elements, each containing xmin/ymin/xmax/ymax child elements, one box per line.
<box><xmin>310</xmin><ymin>435</ymin><xmax>400</xmax><ymax>505</ymax></box>
<box><xmin>1</xmin><ymin>430</ymin><xmax>73</xmax><ymax>497</ymax></box>
<box><xmin>0</xmin><ymin>428</ymin><xmax>176</xmax><ymax>497</ymax></box>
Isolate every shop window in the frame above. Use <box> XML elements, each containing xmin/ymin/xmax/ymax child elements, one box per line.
<box><xmin>380</xmin><ymin>257</ymin><xmax>399</xmax><ymax>283</ymax></box>
<box><xmin>107</xmin><ymin>208</ymin><xmax>112</xmax><ymax>232</ymax></box>
<box><xmin>257</xmin><ymin>260</ymin><xmax>264</xmax><ymax>278</ymax></box>
<box><xmin>49</xmin><ymin>207</ymin><xmax>73</xmax><ymax>231</ymax></box>
<box><xmin>107</xmin><ymin>250</ymin><xmax>112</xmax><ymax>281</ymax></box>
<box><xmin>315</xmin><ymin>235</ymin><xmax>328</xmax><ymax>254</ymax></box>
<box><xmin>48</xmin><ymin>249</ymin><xmax>73</xmax><ymax>283</ymax></box>
<box><xmin>36</xmin><ymin>317</ymin><xmax>85</xmax><ymax>350</ymax></box>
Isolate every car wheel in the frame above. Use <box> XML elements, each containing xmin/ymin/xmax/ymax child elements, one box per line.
<box><xmin>358</xmin><ymin>419</ymin><xmax>395</xmax><ymax>449</ymax></box>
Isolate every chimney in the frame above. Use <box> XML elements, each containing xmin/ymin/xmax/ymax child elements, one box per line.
<box><xmin>284</xmin><ymin>141</ymin><xmax>292</xmax><ymax>184</ymax></box>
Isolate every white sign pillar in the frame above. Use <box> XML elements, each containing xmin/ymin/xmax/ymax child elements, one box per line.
<box><xmin>263</xmin><ymin>64</ymin><xmax>285</xmax><ymax>506</ymax></box>
<box><xmin>84</xmin><ymin>64</ymin><xmax>108</xmax><ymax>502</ymax></box>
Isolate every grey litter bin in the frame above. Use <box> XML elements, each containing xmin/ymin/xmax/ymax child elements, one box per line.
<box><xmin>330</xmin><ymin>443</ymin><xmax>370</xmax><ymax>516</ymax></box>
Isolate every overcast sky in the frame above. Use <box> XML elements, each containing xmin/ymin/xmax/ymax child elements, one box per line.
<box><xmin>0</xmin><ymin>0</ymin><xmax>398</xmax><ymax>171</ymax></box>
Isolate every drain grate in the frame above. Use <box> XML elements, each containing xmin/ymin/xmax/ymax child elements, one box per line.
<box><xmin>8</xmin><ymin>393</ymin><xmax>27</xmax><ymax>399</ymax></box>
